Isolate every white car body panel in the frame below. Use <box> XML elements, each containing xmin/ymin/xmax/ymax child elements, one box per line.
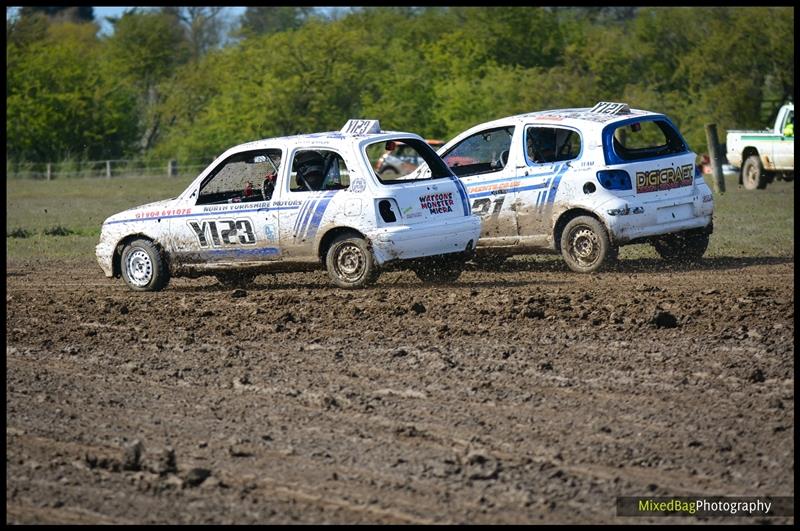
<box><xmin>97</xmin><ymin>125</ymin><xmax>480</xmax><ymax>281</ymax></box>
<box><xmin>439</xmin><ymin>105</ymin><xmax>714</xmax><ymax>254</ymax></box>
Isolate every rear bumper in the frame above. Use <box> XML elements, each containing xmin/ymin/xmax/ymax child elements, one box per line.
<box><xmin>601</xmin><ymin>190</ymin><xmax>714</xmax><ymax>244</ymax></box>
<box><xmin>367</xmin><ymin>216</ymin><xmax>481</xmax><ymax>265</ymax></box>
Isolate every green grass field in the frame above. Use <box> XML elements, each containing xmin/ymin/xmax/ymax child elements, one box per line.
<box><xmin>6</xmin><ymin>173</ymin><xmax>794</xmax><ymax>262</ymax></box>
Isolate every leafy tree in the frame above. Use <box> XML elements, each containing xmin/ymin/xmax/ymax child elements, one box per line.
<box><xmin>104</xmin><ymin>10</ymin><xmax>191</xmax><ymax>152</ymax></box>
<box><xmin>6</xmin><ymin>21</ymin><xmax>137</xmax><ymax>161</ymax></box>
<box><xmin>236</xmin><ymin>7</ymin><xmax>314</xmax><ymax>38</ymax></box>
<box><xmin>19</xmin><ymin>6</ymin><xmax>94</xmax><ymax>23</ymax></box>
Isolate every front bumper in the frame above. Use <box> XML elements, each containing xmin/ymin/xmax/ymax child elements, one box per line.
<box><xmin>367</xmin><ymin>216</ymin><xmax>481</xmax><ymax>265</ymax></box>
<box><xmin>96</xmin><ymin>239</ymin><xmax>115</xmax><ymax>277</ymax></box>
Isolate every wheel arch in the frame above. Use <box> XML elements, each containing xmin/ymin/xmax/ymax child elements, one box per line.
<box><xmin>112</xmin><ymin>233</ymin><xmax>164</xmax><ymax>278</ymax></box>
<box><xmin>740</xmin><ymin>147</ymin><xmax>760</xmax><ymax>185</ymax></box>
<box><xmin>553</xmin><ymin>208</ymin><xmax>606</xmax><ymax>252</ymax></box>
<box><xmin>317</xmin><ymin>226</ymin><xmax>367</xmax><ymax>262</ymax></box>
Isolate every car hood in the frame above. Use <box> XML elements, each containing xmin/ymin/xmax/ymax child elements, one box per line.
<box><xmin>103</xmin><ymin>198</ymin><xmax>178</xmax><ymax>225</ymax></box>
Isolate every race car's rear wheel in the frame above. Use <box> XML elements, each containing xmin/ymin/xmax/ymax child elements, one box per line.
<box><xmin>412</xmin><ymin>256</ymin><xmax>465</xmax><ymax>284</ymax></box>
<box><xmin>121</xmin><ymin>239</ymin><xmax>170</xmax><ymax>292</ymax></box>
<box><xmin>325</xmin><ymin>234</ymin><xmax>380</xmax><ymax>289</ymax></box>
<box><xmin>652</xmin><ymin>230</ymin><xmax>709</xmax><ymax>263</ymax></box>
<box><xmin>742</xmin><ymin>154</ymin><xmax>766</xmax><ymax>190</ymax></box>
<box><xmin>560</xmin><ymin>216</ymin><xmax>613</xmax><ymax>273</ymax></box>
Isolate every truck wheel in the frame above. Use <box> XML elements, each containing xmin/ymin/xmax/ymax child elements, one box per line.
<box><xmin>325</xmin><ymin>233</ymin><xmax>380</xmax><ymax>289</ymax></box>
<box><xmin>560</xmin><ymin>216</ymin><xmax>613</xmax><ymax>273</ymax></box>
<box><xmin>121</xmin><ymin>239</ymin><xmax>170</xmax><ymax>291</ymax></box>
<box><xmin>412</xmin><ymin>256</ymin><xmax>465</xmax><ymax>284</ymax></box>
<box><xmin>653</xmin><ymin>231</ymin><xmax>709</xmax><ymax>263</ymax></box>
<box><xmin>215</xmin><ymin>272</ymin><xmax>257</xmax><ymax>288</ymax></box>
<box><xmin>742</xmin><ymin>154</ymin><xmax>767</xmax><ymax>190</ymax></box>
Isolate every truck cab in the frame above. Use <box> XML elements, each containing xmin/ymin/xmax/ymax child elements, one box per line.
<box><xmin>726</xmin><ymin>103</ymin><xmax>794</xmax><ymax>190</ymax></box>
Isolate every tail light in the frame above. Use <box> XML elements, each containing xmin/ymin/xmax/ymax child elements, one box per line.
<box><xmin>596</xmin><ymin>170</ymin><xmax>632</xmax><ymax>191</ymax></box>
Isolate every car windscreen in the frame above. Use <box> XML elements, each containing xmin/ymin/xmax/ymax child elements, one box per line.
<box><xmin>365</xmin><ymin>138</ymin><xmax>454</xmax><ymax>184</ymax></box>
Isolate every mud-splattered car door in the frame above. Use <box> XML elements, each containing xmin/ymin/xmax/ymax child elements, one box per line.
<box><xmin>168</xmin><ymin>149</ymin><xmax>284</xmax><ymax>267</ymax></box>
<box><xmin>510</xmin><ymin>124</ymin><xmax>581</xmax><ymax>240</ymax></box>
<box><xmin>441</xmin><ymin>125</ymin><xmax>519</xmax><ymax>241</ymax></box>
<box><xmin>278</xmin><ymin>148</ymin><xmax>350</xmax><ymax>259</ymax></box>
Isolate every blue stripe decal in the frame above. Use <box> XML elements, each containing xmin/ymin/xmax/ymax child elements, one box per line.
<box><xmin>303</xmin><ymin>197</ymin><xmax>334</xmax><ymax>240</ymax></box>
<box><xmin>293</xmin><ymin>199</ymin><xmax>314</xmax><ymax>235</ymax></box>
<box><xmin>105</xmin><ymin>206</ymin><xmax>300</xmax><ymax>225</ymax></box>
<box><xmin>295</xmin><ymin>198</ymin><xmax>318</xmax><ymax>237</ymax></box>
<box><xmin>465</xmin><ymin>170</ymin><xmax>557</xmax><ymax>190</ymax></box>
<box><xmin>469</xmin><ymin>181</ymin><xmax>552</xmax><ymax>199</ymax></box>
<box><xmin>207</xmin><ymin>247</ymin><xmax>279</xmax><ymax>256</ymax></box>
<box><xmin>295</xmin><ymin>191</ymin><xmax>339</xmax><ymax>242</ymax></box>
<box><xmin>546</xmin><ymin>163</ymin><xmax>568</xmax><ymax>204</ymax></box>
<box><xmin>449</xmin><ymin>175</ymin><xmax>471</xmax><ymax>216</ymax></box>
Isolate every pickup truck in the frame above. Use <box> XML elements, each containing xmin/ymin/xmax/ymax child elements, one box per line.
<box><xmin>726</xmin><ymin>103</ymin><xmax>794</xmax><ymax>190</ymax></box>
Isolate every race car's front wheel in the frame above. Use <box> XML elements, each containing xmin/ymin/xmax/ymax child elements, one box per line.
<box><xmin>325</xmin><ymin>234</ymin><xmax>380</xmax><ymax>289</ymax></box>
<box><xmin>652</xmin><ymin>230</ymin><xmax>709</xmax><ymax>263</ymax></box>
<box><xmin>560</xmin><ymin>216</ymin><xmax>613</xmax><ymax>273</ymax></box>
<box><xmin>742</xmin><ymin>154</ymin><xmax>766</xmax><ymax>190</ymax></box>
<box><xmin>121</xmin><ymin>239</ymin><xmax>170</xmax><ymax>291</ymax></box>
<box><xmin>412</xmin><ymin>256</ymin><xmax>465</xmax><ymax>284</ymax></box>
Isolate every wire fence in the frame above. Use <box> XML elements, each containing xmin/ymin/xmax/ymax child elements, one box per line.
<box><xmin>6</xmin><ymin>158</ymin><xmax>213</xmax><ymax>180</ymax></box>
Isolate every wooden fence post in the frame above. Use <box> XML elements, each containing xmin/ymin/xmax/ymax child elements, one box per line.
<box><xmin>46</xmin><ymin>163</ymin><xmax>52</xmax><ymax>181</ymax></box>
<box><xmin>704</xmin><ymin>123</ymin><xmax>726</xmax><ymax>194</ymax></box>
<box><xmin>106</xmin><ymin>160</ymin><xmax>112</xmax><ymax>179</ymax></box>
<box><xmin>168</xmin><ymin>160</ymin><xmax>178</xmax><ymax>177</ymax></box>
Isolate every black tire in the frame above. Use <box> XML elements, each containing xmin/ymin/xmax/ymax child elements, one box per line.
<box><xmin>215</xmin><ymin>271</ymin><xmax>257</xmax><ymax>288</ymax></box>
<box><xmin>120</xmin><ymin>239</ymin><xmax>170</xmax><ymax>292</ymax></box>
<box><xmin>325</xmin><ymin>233</ymin><xmax>380</xmax><ymax>289</ymax></box>
<box><xmin>412</xmin><ymin>256</ymin><xmax>465</xmax><ymax>284</ymax></box>
<box><xmin>653</xmin><ymin>231</ymin><xmax>709</xmax><ymax>263</ymax></box>
<box><xmin>742</xmin><ymin>154</ymin><xmax>766</xmax><ymax>190</ymax></box>
<box><xmin>559</xmin><ymin>216</ymin><xmax>613</xmax><ymax>273</ymax></box>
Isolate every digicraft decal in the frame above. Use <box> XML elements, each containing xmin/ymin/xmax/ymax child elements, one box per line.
<box><xmin>419</xmin><ymin>192</ymin><xmax>454</xmax><ymax>214</ymax></box>
<box><xmin>188</xmin><ymin>219</ymin><xmax>256</xmax><ymax>248</ymax></box>
<box><xmin>636</xmin><ymin>164</ymin><xmax>693</xmax><ymax>193</ymax></box>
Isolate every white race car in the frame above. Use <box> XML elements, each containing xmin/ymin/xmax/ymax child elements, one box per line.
<box><xmin>438</xmin><ymin>102</ymin><xmax>715</xmax><ymax>272</ymax></box>
<box><xmin>97</xmin><ymin>120</ymin><xmax>481</xmax><ymax>291</ymax></box>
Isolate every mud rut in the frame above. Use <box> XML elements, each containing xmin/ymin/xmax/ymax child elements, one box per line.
<box><xmin>6</xmin><ymin>256</ymin><xmax>794</xmax><ymax>524</ymax></box>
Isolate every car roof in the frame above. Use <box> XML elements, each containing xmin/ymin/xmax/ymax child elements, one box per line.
<box><xmin>229</xmin><ymin>130</ymin><xmax>424</xmax><ymax>154</ymax></box>
<box><xmin>480</xmin><ymin>107</ymin><xmax>664</xmax><ymax>130</ymax></box>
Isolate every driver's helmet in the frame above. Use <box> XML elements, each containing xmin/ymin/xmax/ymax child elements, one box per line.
<box><xmin>294</xmin><ymin>151</ymin><xmax>325</xmax><ymax>190</ymax></box>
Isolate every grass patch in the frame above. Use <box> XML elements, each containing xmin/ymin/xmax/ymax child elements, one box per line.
<box><xmin>43</xmin><ymin>225</ymin><xmax>75</xmax><ymax>236</ymax></box>
<box><xmin>7</xmin><ymin>227</ymin><xmax>34</xmax><ymax>239</ymax></box>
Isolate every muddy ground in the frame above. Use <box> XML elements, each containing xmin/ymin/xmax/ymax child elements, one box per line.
<box><xmin>6</xmin><ymin>256</ymin><xmax>795</xmax><ymax>524</ymax></box>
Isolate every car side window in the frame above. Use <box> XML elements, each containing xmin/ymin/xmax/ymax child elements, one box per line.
<box><xmin>526</xmin><ymin>126</ymin><xmax>582</xmax><ymax>164</ymax></box>
<box><xmin>289</xmin><ymin>149</ymin><xmax>350</xmax><ymax>193</ymax></box>
<box><xmin>442</xmin><ymin>126</ymin><xmax>515</xmax><ymax>177</ymax></box>
<box><xmin>197</xmin><ymin>149</ymin><xmax>282</xmax><ymax>205</ymax></box>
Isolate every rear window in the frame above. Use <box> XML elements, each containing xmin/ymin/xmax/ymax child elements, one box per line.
<box><xmin>606</xmin><ymin>119</ymin><xmax>688</xmax><ymax>162</ymax></box>
<box><xmin>365</xmin><ymin>138</ymin><xmax>453</xmax><ymax>185</ymax></box>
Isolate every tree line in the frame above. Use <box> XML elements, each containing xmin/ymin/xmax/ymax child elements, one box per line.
<box><xmin>6</xmin><ymin>6</ymin><xmax>794</xmax><ymax>167</ymax></box>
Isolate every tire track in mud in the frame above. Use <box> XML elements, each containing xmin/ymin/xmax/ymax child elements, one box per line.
<box><xmin>6</xmin><ymin>258</ymin><xmax>795</xmax><ymax>523</ymax></box>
